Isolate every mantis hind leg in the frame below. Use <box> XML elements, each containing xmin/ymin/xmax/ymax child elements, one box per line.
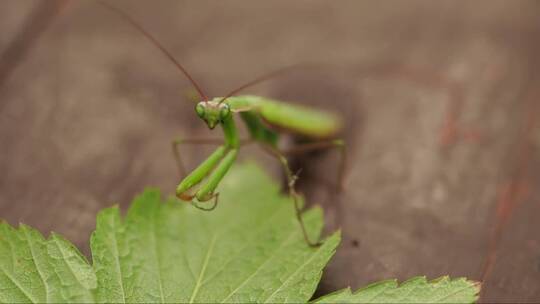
<box><xmin>261</xmin><ymin>144</ymin><xmax>322</xmax><ymax>247</ymax></box>
<box><xmin>283</xmin><ymin>139</ymin><xmax>347</xmax><ymax>193</ymax></box>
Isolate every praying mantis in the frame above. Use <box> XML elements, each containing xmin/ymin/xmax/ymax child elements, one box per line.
<box><xmin>100</xmin><ymin>2</ymin><xmax>346</xmax><ymax>246</ymax></box>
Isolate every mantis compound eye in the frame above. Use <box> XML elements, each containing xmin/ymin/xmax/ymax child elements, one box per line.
<box><xmin>219</xmin><ymin>104</ymin><xmax>231</xmax><ymax>121</ymax></box>
<box><xmin>195</xmin><ymin>102</ymin><xmax>205</xmax><ymax>118</ymax></box>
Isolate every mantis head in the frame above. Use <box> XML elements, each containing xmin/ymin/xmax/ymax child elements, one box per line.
<box><xmin>195</xmin><ymin>101</ymin><xmax>231</xmax><ymax>129</ymax></box>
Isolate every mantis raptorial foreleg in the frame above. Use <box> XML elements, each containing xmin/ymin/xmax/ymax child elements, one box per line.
<box><xmin>195</xmin><ymin>149</ymin><xmax>238</xmax><ymax>200</ymax></box>
<box><xmin>175</xmin><ymin>144</ymin><xmax>238</xmax><ymax>211</ymax></box>
<box><xmin>175</xmin><ymin>146</ymin><xmax>227</xmax><ymax>209</ymax></box>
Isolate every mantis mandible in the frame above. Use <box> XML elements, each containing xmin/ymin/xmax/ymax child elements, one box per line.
<box><xmin>100</xmin><ymin>2</ymin><xmax>346</xmax><ymax>246</ymax></box>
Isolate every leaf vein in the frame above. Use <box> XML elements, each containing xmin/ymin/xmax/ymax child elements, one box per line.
<box><xmin>201</xmin><ymin>202</ymin><xmax>288</xmax><ymax>285</ymax></box>
<box><xmin>397</xmin><ymin>282</ymin><xmax>420</xmax><ymax>303</ymax></box>
<box><xmin>189</xmin><ymin>234</ymin><xmax>217</xmax><ymax>303</ymax></box>
<box><xmin>51</xmin><ymin>237</ymin><xmax>90</xmax><ymax>294</ymax></box>
<box><xmin>22</xmin><ymin>228</ymin><xmax>48</xmax><ymax>303</ymax></box>
<box><xmin>431</xmin><ymin>283</ymin><xmax>475</xmax><ymax>302</ymax></box>
<box><xmin>263</xmin><ymin>238</ymin><xmax>326</xmax><ymax>303</ymax></box>
<box><xmin>365</xmin><ymin>282</ymin><xmax>391</xmax><ymax>303</ymax></box>
<box><xmin>110</xmin><ymin>215</ymin><xmax>127</xmax><ymax>303</ymax></box>
<box><xmin>221</xmin><ymin>228</ymin><xmax>299</xmax><ymax>303</ymax></box>
<box><xmin>150</xmin><ymin>205</ymin><xmax>166</xmax><ymax>302</ymax></box>
<box><xmin>0</xmin><ymin>265</ymin><xmax>36</xmax><ymax>303</ymax></box>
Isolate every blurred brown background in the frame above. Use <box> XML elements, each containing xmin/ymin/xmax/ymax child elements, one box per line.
<box><xmin>1</xmin><ymin>0</ymin><xmax>540</xmax><ymax>302</ymax></box>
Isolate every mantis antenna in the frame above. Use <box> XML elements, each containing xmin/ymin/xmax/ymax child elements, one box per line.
<box><xmin>96</xmin><ymin>0</ymin><xmax>209</xmax><ymax>102</ymax></box>
<box><xmin>218</xmin><ymin>64</ymin><xmax>315</xmax><ymax>104</ymax></box>
<box><xmin>98</xmin><ymin>1</ymin><xmax>315</xmax><ymax>105</ymax></box>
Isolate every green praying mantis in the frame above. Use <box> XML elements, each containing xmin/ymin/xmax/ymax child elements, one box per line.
<box><xmin>100</xmin><ymin>2</ymin><xmax>346</xmax><ymax>246</ymax></box>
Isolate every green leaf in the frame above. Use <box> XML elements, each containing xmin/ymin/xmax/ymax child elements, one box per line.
<box><xmin>313</xmin><ymin>276</ymin><xmax>480</xmax><ymax>303</ymax></box>
<box><xmin>91</xmin><ymin>163</ymin><xmax>339</xmax><ymax>303</ymax></box>
<box><xmin>0</xmin><ymin>224</ymin><xmax>96</xmax><ymax>303</ymax></box>
<box><xmin>0</xmin><ymin>163</ymin><xmax>480</xmax><ymax>303</ymax></box>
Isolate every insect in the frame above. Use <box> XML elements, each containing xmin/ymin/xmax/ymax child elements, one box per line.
<box><xmin>99</xmin><ymin>2</ymin><xmax>346</xmax><ymax>246</ymax></box>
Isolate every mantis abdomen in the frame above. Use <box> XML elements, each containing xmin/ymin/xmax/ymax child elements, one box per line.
<box><xmin>226</xmin><ymin>95</ymin><xmax>343</xmax><ymax>139</ymax></box>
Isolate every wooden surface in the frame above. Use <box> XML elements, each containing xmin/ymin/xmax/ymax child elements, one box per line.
<box><xmin>1</xmin><ymin>1</ymin><xmax>539</xmax><ymax>302</ymax></box>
